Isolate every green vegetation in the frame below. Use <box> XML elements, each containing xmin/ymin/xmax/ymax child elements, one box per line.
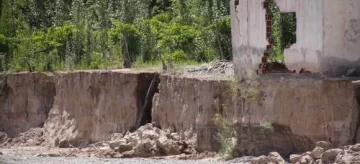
<box><xmin>0</xmin><ymin>0</ymin><xmax>231</xmax><ymax>72</ymax></box>
<box><xmin>268</xmin><ymin>0</ymin><xmax>297</xmax><ymax>63</ymax></box>
<box><xmin>259</xmin><ymin>122</ymin><xmax>274</xmax><ymax>134</ymax></box>
<box><xmin>214</xmin><ymin>113</ymin><xmax>237</xmax><ymax>160</ymax></box>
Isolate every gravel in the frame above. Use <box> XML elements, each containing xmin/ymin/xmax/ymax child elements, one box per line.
<box><xmin>0</xmin><ymin>149</ymin><xmax>236</xmax><ymax>164</ymax></box>
<box><xmin>0</xmin><ymin>155</ymin><xmax>224</xmax><ymax>164</ymax></box>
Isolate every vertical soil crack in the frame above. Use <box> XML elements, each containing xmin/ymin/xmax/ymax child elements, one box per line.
<box><xmin>132</xmin><ymin>73</ymin><xmax>160</xmax><ymax>132</ymax></box>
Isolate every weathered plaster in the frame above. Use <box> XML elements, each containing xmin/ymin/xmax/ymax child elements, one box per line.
<box><xmin>232</xmin><ymin>0</ymin><xmax>360</xmax><ymax>79</ymax></box>
<box><xmin>231</xmin><ymin>0</ymin><xmax>268</xmax><ymax>80</ymax></box>
<box><xmin>322</xmin><ymin>0</ymin><xmax>360</xmax><ymax>77</ymax></box>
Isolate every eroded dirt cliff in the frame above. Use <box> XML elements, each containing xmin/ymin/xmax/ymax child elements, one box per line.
<box><xmin>152</xmin><ymin>74</ymin><xmax>360</xmax><ymax>156</ymax></box>
<box><xmin>1</xmin><ymin>70</ymin><xmax>360</xmax><ymax>159</ymax></box>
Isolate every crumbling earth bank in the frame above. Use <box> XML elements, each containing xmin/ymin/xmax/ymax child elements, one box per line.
<box><xmin>153</xmin><ymin>74</ymin><xmax>360</xmax><ymax>156</ymax></box>
<box><xmin>1</xmin><ymin>71</ymin><xmax>360</xmax><ymax>160</ymax></box>
<box><xmin>0</xmin><ymin>73</ymin><xmax>55</xmax><ymax>138</ymax></box>
<box><xmin>44</xmin><ymin>71</ymin><xmax>158</xmax><ymax>147</ymax></box>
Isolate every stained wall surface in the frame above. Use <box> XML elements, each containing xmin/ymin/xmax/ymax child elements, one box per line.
<box><xmin>231</xmin><ymin>0</ymin><xmax>360</xmax><ymax>78</ymax></box>
<box><xmin>230</xmin><ymin>0</ymin><xmax>268</xmax><ymax>80</ymax></box>
<box><xmin>322</xmin><ymin>0</ymin><xmax>360</xmax><ymax>77</ymax></box>
<box><xmin>276</xmin><ymin>0</ymin><xmax>324</xmax><ymax>73</ymax></box>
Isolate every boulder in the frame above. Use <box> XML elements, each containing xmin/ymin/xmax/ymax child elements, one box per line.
<box><xmin>316</xmin><ymin>141</ymin><xmax>332</xmax><ymax>151</ymax></box>
<box><xmin>290</xmin><ymin>154</ymin><xmax>302</xmax><ymax>163</ymax></box>
<box><xmin>299</xmin><ymin>155</ymin><xmax>313</xmax><ymax>164</ymax></box>
<box><xmin>156</xmin><ymin>136</ymin><xmax>180</xmax><ymax>155</ymax></box>
<box><xmin>251</xmin><ymin>155</ymin><xmax>269</xmax><ymax>164</ymax></box>
<box><xmin>118</xmin><ymin>143</ymin><xmax>133</xmax><ymax>153</ymax></box>
<box><xmin>268</xmin><ymin>152</ymin><xmax>285</xmax><ymax>164</ymax></box>
<box><xmin>109</xmin><ymin>139</ymin><xmax>127</xmax><ymax>150</ymax></box>
<box><xmin>321</xmin><ymin>148</ymin><xmax>343</xmax><ymax>163</ymax></box>
<box><xmin>311</xmin><ymin>146</ymin><xmax>325</xmax><ymax>159</ymax></box>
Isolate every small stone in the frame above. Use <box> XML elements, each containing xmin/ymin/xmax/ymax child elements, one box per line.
<box><xmin>316</xmin><ymin>141</ymin><xmax>332</xmax><ymax>151</ymax></box>
<box><xmin>34</xmin><ymin>153</ymin><xmax>60</xmax><ymax>157</ymax></box>
<box><xmin>321</xmin><ymin>148</ymin><xmax>343</xmax><ymax>163</ymax></box>
<box><xmin>290</xmin><ymin>154</ymin><xmax>302</xmax><ymax>163</ymax></box>
<box><xmin>311</xmin><ymin>146</ymin><xmax>325</xmax><ymax>159</ymax></box>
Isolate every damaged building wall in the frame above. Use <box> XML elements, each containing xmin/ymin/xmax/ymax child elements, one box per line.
<box><xmin>322</xmin><ymin>0</ymin><xmax>360</xmax><ymax>77</ymax></box>
<box><xmin>231</xmin><ymin>0</ymin><xmax>268</xmax><ymax>80</ymax></box>
<box><xmin>231</xmin><ymin>0</ymin><xmax>360</xmax><ymax>79</ymax></box>
<box><xmin>275</xmin><ymin>0</ymin><xmax>324</xmax><ymax>74</ymax></box>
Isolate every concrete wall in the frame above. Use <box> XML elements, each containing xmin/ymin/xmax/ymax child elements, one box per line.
<box><xmin>276</xmin><ymin>0</ymin><xmax>324</xmax><ymax>73</ymax></box>
<box><xmin>322</xmin><ymin>0</ymin><xmax>360</xmax><ymax>77</ymax></box>
<box><xmin>231</xmin><ymin>0</ymin><xmax>268</xmax><ymax>80</ymax></box>
<box><xmin>232</xmin><ymin>0</ymin><xmax>360</xmax><ymax>78</ymax></box>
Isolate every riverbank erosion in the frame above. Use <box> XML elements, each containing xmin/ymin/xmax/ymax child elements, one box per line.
<box><xmin>1</xmin><ymin>70</ymin><xmax>360</xmax><ymax>158</ymax></box>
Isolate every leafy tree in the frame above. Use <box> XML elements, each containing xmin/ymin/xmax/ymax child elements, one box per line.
<box><xmin>0</xmin><ymin>0</ymin><xmax>233</xmax><ymax>71</ymax></box>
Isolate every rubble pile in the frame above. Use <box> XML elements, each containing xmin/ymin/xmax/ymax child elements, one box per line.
<box><xmin>251</xmin><ymin>141</ymin><xmax>360</xmax><ymax>164</ymax></box>
<box><xmin>1</xmin><ymin>128</ymin><xmax>45</xmax><ymax>147</ymax></box>
<box><xmin>108</xmin><ymin>123</ymin><xmax>197</xmax><ymax>157</ymax></box>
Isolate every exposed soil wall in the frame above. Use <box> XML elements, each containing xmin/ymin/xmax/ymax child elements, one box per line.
<box><xmin>44</xmin><ymin>71</ymin><xmax>157</xmax><ymax>147</ymax></box>
<box><xmin>152</xmin><ymin>74</ymin><xmax>360</xmax><ymax>156</ymax></box>
<box><xmin>0</xmin><ymin>73</ymin><xmax>55</xmax><ymax>138</ymax></box>
<box><xmin>1</xmin><ymin>71</ymin><xmax>360</xmax><ymax>157</ymax></box>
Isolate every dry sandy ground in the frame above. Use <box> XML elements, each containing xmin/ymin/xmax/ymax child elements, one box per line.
<box><xmin>0</xmin><ymin>147</ymin><xmax>251</xmax><ymax>164</ymax></box>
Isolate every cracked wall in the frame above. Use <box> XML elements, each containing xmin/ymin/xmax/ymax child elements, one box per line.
<box><xmin>231</xmin><ymin>0</ymin><xmax>360</xmax><ymax>79</ymax></box>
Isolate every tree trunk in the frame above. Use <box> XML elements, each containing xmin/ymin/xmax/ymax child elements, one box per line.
<box><xmin>216</xmin><ymin>25</ymin><xmax>224</xmax><ymax>60</ymax></box>
<box><xmin>122</xmin><ymin>33</ymin><xmax>132</xmax><ymax>68</ymax></box>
